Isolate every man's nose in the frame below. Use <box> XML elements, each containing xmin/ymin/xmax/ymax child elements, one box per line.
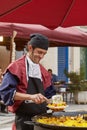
<box><xmin>40</xmin><ymin>54</ymin><xmax>44</xmax><ymax>58</ymax></box>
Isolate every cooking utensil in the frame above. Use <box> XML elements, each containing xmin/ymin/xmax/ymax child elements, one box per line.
<box><xmin>24</xmin><ymin>98</ymin><xmax>51</xmax><ymax>104</ymax></box>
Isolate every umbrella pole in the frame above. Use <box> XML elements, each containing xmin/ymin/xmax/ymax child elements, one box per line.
<box><xmin>10</xmin><ymin>31</ymin><xmax>17</xmax><ymax>63</ymax></box>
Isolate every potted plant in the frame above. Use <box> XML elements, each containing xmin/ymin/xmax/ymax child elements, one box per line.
<box><xmin>64</xmin><ymin>69</ymin><xmax>87</xmax><ymax>104</ymax></box>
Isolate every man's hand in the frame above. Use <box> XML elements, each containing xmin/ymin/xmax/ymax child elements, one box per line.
<box><xmin>29</xmin><ymin>93</ymin><xmax>49</xmax><ymax>104</ymax></box>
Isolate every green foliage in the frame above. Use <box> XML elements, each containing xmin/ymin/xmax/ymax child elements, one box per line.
<box><xmin>64</xmin><ymin>69</ymin><xmax>87</xmax><ymax>92</ymax></box>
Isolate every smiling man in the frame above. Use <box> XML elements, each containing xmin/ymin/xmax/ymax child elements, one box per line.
<box><xmin>0</xmin><ymin>33</ymin><xmax>51</xmax><ymax>130</ymax></box>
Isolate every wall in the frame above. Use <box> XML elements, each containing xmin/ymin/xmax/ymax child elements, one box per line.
<box><xmin>0</xmin><ymin>46</ymin><xmax>10</xmax><ymax>71</ymax></box>
<box><xmin>40</xmin><ymin>47</ymin><xmax>58</xmax><ymax>75</ymax></box>
<box><xmin>69</xmin><ymin>47</ymin><xmax>80</xmax><ymax>73</ymax></box>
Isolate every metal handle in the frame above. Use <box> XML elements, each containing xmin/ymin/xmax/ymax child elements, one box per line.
<box><xmin>25</xmin><ymin>100</ymin><xmax>34</xmax><ymax>104</ymax></box>
<box><xmin>24</xmin><ymin>121</ymin><xmax>35</xmax><ymax>125</ymax></box>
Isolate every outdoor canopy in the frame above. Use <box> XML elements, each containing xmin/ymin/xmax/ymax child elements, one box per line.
<box><xmin>0</xmin><ymin>0</ymin><xmax>87</xmax><ymax>46</ymax></box>
<box><xmin>0</xmin><ymin>0</ymin><xmax>87</xmax><ymax>29</ymax></box>
<box><xmin>0</xmin><ymin>22</ymin><xmax>87</xmax><ymax>47</ymax></box>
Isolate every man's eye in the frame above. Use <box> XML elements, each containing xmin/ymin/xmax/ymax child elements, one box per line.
<box><xmin>38</xmin><ymin>51</ymin><xmax>46</xmax><ymax>55</ymax></box>
<box><xmin>38</xmin><ymin>52</ymin><xmax>42</xmax><ymax>54</ymax></box>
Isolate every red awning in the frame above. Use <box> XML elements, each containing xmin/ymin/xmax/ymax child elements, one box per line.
<box><xmin>0</xmin><ymin>0</ymin><xmax>87</xmax><ymax>29</ymax></box>
<box><xmin>0</xmin><ymin>22</ymin><xmax>87</xmax><ymax>46</ymax></box>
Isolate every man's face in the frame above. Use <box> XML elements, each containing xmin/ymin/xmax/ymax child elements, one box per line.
<box><xmin>48</xmin><ymin>71</ymin><xmax>52</xmax><ymax>75</ymax></box>
<box><xmin>28</xmin><ymin>45</ymin><xmax>47</xmax><ymax>64</ymax></box>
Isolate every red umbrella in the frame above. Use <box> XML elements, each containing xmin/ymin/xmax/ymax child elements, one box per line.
<box><xmin>0</xmin><ymin>0</ymin><xmax>87</xmax><ymax>29</ymax></box>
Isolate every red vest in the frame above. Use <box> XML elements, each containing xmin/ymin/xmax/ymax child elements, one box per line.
<box><xmin>6</xmin><ymin>55</ymin><xmax>51</xmax><ymax>113</ymax></box>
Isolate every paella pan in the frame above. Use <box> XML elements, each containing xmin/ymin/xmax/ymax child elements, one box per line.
<box><xmin>25</xmin><ymin>111</ymin><xmax>87</xmax><ymax>130</ymax></box>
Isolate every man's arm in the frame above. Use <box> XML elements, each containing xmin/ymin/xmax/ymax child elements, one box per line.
<box><xmin>0</xmin><ymin>72</ymin><xmax>49</xmax><ymax>105</ymax></box>
<box><xmin>0</xmin><ymin>72</ymin><xmax>19</xmax><ymax>105</ymax></box>
<box><xmin>14</xmin><ymin>92</ymin><xmax>49</xmax><ymax>104</ymax></box>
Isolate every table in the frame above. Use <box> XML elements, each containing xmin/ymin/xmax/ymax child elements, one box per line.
<box><xmin>54</xmin><ymin>84</ymin><xmax>74</xmax><ymax>103</ymax></box>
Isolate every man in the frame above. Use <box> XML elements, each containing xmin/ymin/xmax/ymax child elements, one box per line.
<box><xmin>0</xmin><ymin>67</ymin><xmax>7</xmax><ymax>113</ymax></box>
<box><xmin>0</xmin><ymin>33</ymin><xmax>51</xmax><ymax>130</ymax></box>
<box><xmin>48</xmin><ymin>69</ymin><xmax>58</xmax><ymax>84</ymax></box>
<box><xmin>0</xmin><ymin>67</ymin><xmax>3</xmax><ymax>83</ymax></box>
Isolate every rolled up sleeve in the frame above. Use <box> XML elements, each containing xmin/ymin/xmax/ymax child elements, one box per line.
<box><xmin>0</xmin><ymin>72</ymin><xmax>19</xmax><ymax>106</ymax></box>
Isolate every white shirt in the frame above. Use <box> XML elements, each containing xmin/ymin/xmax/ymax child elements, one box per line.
<box><xmin>26</xmin><ymin>56</ymin><xmax>42</xmax><ymax>80</ymax></box>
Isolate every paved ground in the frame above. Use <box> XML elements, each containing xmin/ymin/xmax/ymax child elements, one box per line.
<box><xmin>0</xmin><ymin>112</ymin><xmax>15</xmax><ymax>130</ymax></box>
<box><xmin>0</xmin><ymin>103</ymin><xmax>87</xmax><ymax>130</ymax></box>
<box><xmin>65</xmin><ymin>103</ymin><xmax>87</xmax><ymax>111</ymax></box>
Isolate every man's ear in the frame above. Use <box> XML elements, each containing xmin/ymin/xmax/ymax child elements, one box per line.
<box><xmin>27</xmin><ymin>45</ymin><xmax>32</xmax><ymax>51</ymax></box>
